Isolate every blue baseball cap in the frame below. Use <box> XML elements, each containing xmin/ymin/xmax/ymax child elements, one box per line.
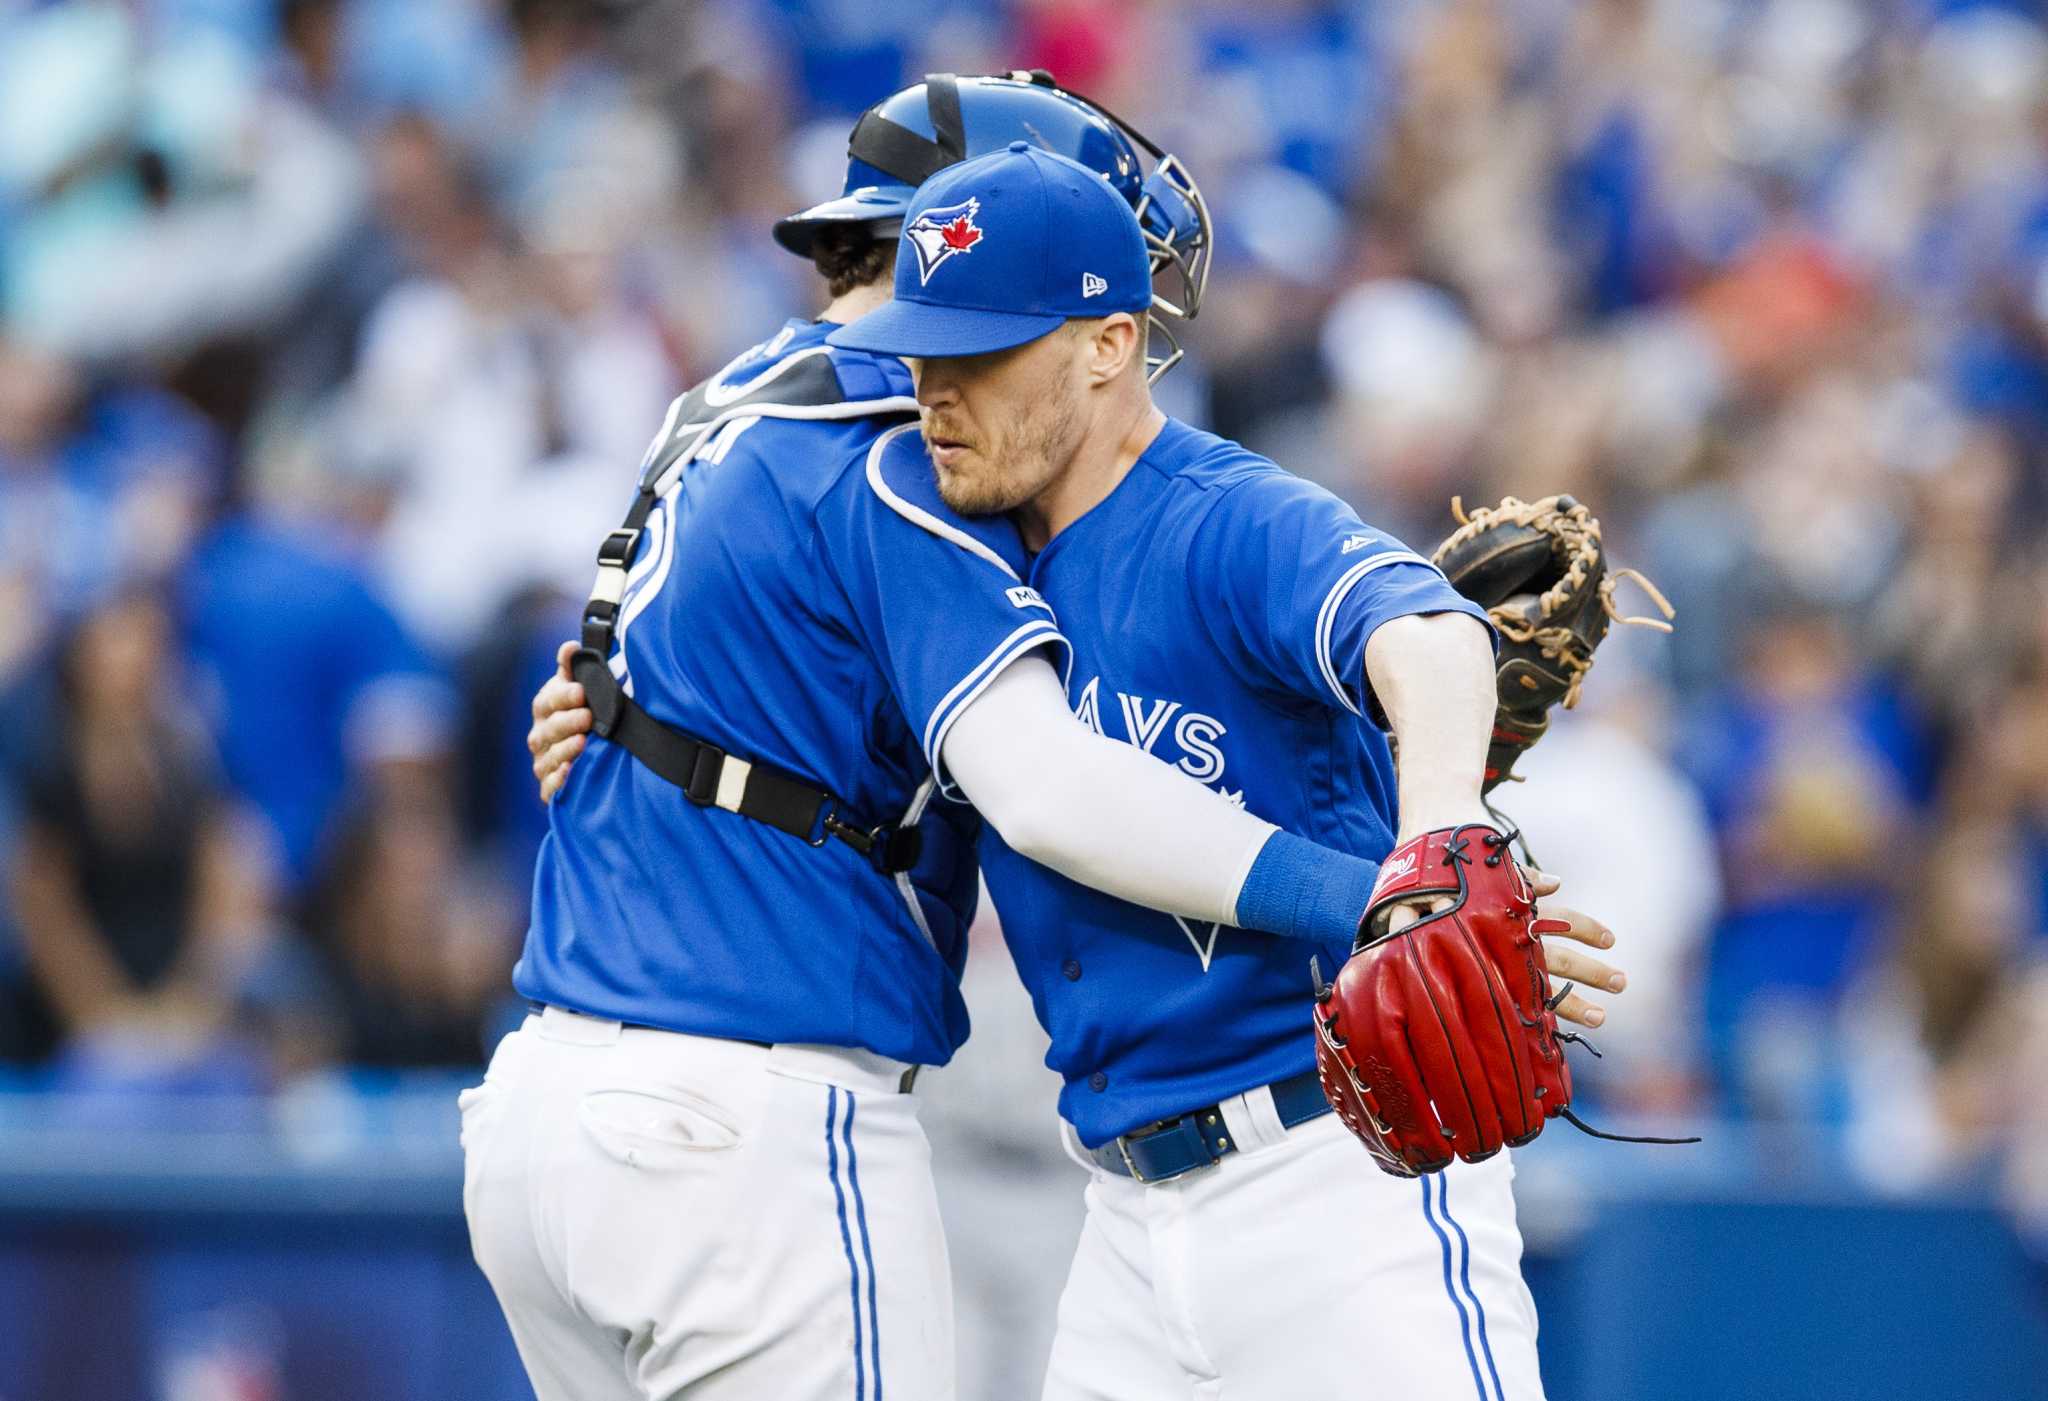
<box><xmin>826</xmin><ymin>141</ymin><xmax>1152</xmax><ymax>359</ymax></box>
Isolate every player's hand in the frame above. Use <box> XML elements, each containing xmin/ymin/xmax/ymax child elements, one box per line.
<box><xmin>1381</xmin><ymin>871</ymin><xmax>1625</xmax><ymax>1029</ymax></box>
<box><xmin>1379</xmin><ymin>808</ymin><xmax>1495</xmax><ymax>932</ymax></box>
<box><xmin>530</xmin><ymin>641</ymin><xmax>594</xmax><ymax>804</ymax></box>
<box><xmin>1527</xmin><ymin>871</ymin><xmax>1624</xmax><ymax>1029</ymax></box>
<box><xmin>1381</xmin><ymin>895</ymin><xmax>1456</xmax><ymax>934</ymax></box>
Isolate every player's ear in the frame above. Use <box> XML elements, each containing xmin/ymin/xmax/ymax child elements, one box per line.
<box><xmin>1082</xmin><ymin>313</ymin><xmax>1142</xmax><ymax>388</ymax></box>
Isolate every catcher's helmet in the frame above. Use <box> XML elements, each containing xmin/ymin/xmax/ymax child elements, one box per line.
<box><xmin>774</xmin><ymin>71</ymin><xmax>1211</xmax><ymax>376</ymax></box>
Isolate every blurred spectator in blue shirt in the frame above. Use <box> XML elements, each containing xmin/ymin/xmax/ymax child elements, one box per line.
<box><xmin>1687</xmin><ymin>589</ymin><xmax>1932</xmax><ymax>1121</ymax></box>
<box><xmin>178</xmin><ymin>517</ymin><xmax>455</xmax><ymax>897</ymax></box>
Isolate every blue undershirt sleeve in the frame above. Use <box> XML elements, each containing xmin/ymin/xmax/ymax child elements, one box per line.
<box><xmin>1233</xmin><ymin>829</ymin><xmax>1381</xmax><ymax>944</ymax></box>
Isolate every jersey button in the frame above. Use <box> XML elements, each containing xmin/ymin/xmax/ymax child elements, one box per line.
<box><xmin>1062</xmin><ymin>959</ymin><xmax>1082</xmax><ymax>981</ymax></box>
<box><xmin>1088</xmin><ymin>1072</ymin><xmax>1108</xmax><ymax>1092</ymax></box>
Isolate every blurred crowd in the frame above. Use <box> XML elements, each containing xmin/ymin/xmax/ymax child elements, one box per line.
<box><xmin>2</xmin><ymin>0</ymin><xmax>2047</xmax><ymax>1238</ymax></box>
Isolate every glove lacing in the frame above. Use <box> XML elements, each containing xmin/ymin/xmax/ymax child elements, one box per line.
<box><xmin>1446</xmin><ymin>495</ymin><xmax>1677</xmax><ymax>712</ymax></box>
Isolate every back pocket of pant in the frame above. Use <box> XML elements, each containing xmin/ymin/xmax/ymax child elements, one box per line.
<box><xmin>578</xmin><ymin>1087</ymin><xmax>743</xmax><ymax>1169</ymax></box>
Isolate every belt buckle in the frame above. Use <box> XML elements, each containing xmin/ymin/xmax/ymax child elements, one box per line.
<box><xmin>1115</xmin><ymin>1135</ymin><xmax>1148</xmax><ymax>1184</ymax></box>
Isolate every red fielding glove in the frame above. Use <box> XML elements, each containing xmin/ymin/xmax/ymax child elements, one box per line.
<box><xmin>1312</xmin><ymin>824</ymin><xmax>1574</xmax><ymax>1178</ymax></box>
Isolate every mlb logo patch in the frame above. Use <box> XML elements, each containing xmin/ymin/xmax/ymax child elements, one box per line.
<box><xmin>906</xmin><ymin>198</ymin><xmax>985</xmax><ymax>284</ymax></box>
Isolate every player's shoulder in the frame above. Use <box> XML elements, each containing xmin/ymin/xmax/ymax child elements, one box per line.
<box><xmin>702</xmin><ymin>318</ymin><xmax>915</xmax><ymax>409</ymax></box>
<box><xmin>832</xmin><ymin>421</ymin><xmax>1032</xmax><ymax>579</ymax></box>
<box><xmin>1144</xmin><ymin>417</ymin><xmax>1355</xmax><ymax>525</ymax></box>
<box><xmin>640</xmin><ymin>320</ymin><xmax>917</xmax><ymax>484</ymax></box>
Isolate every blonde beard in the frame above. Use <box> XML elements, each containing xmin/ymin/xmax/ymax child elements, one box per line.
<box><xmin>927</xmin><ymin>372</ymin><xmax>1082</xmax><ymax>518</ymax></box>
<box><xmin>934</xmin><ymin>455</ymin><xmax>1036</xmax><ymax>516</ymax></box>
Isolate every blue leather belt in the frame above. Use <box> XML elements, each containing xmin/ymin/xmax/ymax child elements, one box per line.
<box><xmin>1087</xmin><ymin>1069</ymin><xmax>1331</xmax><ymax>1184</ymax></box>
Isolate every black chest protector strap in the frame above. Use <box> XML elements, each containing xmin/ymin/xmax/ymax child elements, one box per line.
<box><xmin>568</xmin><ymin>349</ymin><xmax>923</xmax><ymax>876</ymax></box>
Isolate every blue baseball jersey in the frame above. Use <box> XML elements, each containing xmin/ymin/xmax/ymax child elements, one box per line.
<box><xmin>517</xmin><ymin>321</ymin><xmax>1065</xmax><ymax>1066</ymax></box>
<box><xmin>975</xmin><ymin>416</ymin><xmax>1492</xmax><ymax>1146</ymax></box>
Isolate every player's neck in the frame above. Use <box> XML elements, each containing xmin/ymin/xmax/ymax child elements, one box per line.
<box><xmin>1015</xmin><ymin>390</ymin><xmax>1165</xmax><ymax>553</ymax></box>
<box><xmin>819</xmin><ymin>280</ymin><xmax>892</xmax><ymax>325</ymax></box>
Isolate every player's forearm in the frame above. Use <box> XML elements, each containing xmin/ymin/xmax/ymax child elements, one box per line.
<box><xmin>944</xmin><ymin>656</ymin><xmax>1269</xmax><ymax>926</ymax></box>
<box><xmin>1363</xmin><ymin>611</ymin><xmax>1496</xmax><ymax>840</ymax></box>
<box><xmin>944</xmin><ymin>656</ymin><xmax>1379</xmax><ymax>939</ymax></box>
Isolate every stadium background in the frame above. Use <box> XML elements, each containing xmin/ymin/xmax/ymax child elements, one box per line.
<box><xmin>2</xmin><ymin>0</ymin><xmax>2047</xmax><ymax>1395</ymax></box>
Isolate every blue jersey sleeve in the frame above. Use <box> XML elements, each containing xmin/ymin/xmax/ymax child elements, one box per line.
<box><xmin>1193</xmin><ymin>471</ymin><xmax>1492</xmax><ymax>722</ymax></box>
<box><xmin>815</xmin><ymin>423</ymin><xmax>1070</xmax><ymax>795</ymax></box>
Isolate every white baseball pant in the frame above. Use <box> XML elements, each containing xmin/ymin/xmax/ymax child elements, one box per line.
<box><xmin>461</xmin><ymin>1007</ymin><xmax>953</xmax><ymax>1401</ymax></box>
<box><xmin>1042</xmin><ymin>1094</ymin><xmax>1545</xmax><ymax>1401</ymax></box>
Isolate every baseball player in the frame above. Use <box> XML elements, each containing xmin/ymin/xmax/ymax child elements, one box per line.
<box><xmin>464</xmin><ymin>76</ymin><xmax>1458</xmax><ymax>1401</ymax></box>
<box><xmin>534</xmin><ymin>143</ymin><xmax>1627</xmax><ymax>1399</ymax></box>
<box><xmin>816</xmin><ymin>145</ymin><xmax>1611</xmax><ymax>1399</ymax></box>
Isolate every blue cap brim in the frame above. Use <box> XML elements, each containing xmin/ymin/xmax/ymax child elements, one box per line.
<box><xmin>825</xmin><ymin>298</ymin><xmax>1066</xmax><ymax>358</ymax></box>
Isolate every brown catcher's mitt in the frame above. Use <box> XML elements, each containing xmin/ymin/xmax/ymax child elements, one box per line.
<box><xmin>1431</xmin><ymin>495</ymin><xmax>1673</xmax><ymax>791</ymax></box>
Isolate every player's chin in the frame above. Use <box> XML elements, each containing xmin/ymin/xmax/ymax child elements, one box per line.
<box><xmin>933</xmin><ymin>459</ymin><xmax>994</xmax><ymax>512</ymax></box>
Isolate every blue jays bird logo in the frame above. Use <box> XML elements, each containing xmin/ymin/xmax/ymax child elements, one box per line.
<box><xmin>906</xmin><ymin>199</ymin><xmax>985</xmax><ymax>284</ymax></box>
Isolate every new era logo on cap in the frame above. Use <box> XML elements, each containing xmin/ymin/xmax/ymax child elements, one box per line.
<box><xmin>905</xmin><ymin>198</ymin><xmax>985</xmax><ymax>284</ymax></box>
<box><xmin>1081</xmin><ymin>272</ymin><xmax>1108</xmax><ymax>299</ymax></box>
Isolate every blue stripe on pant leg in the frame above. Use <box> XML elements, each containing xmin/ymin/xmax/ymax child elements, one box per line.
<box><xmin>1420</xmin><ymin>1174</ymin><xmax>1489</xmax><ymax>1401</ymax></box>
<box><xmin>1440</xmin><ymin>1174</ymin><xmax>1506</xmax><ymax>1401</ymax></box>
<box><xmin>843</xmin><ymin>1093</ymin><xmax>883</xmax><ymax>1400</ymax></box>
<box><xmin>827</xmin><ymin>1087</ymin><xmax>866</xmax><ymax>1401</ymax></box>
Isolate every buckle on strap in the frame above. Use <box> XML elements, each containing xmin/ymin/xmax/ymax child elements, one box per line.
<box><xmin>877</xmin><ymin>824</ymin><xmax>923</xmax><ymax>873</ymax></box>
<box><xmin>684</xmin><ymin>742</ymin><xmax>726</xmax><ymax>806</ymax></box>
<box><xmin>820</xmin><ymin>813</ymin><xmax>924</xmax><ymax>874</ymax></box>
<box><xmin>596</xmin><ymin>526</ymin><xmax>642</xmax><ymax>569</ymax></box>
<box><xmin>579</xmin><ymin>600</ymin><xmax>620</xmax><ymax>657</ymax></box>
<box><xmin>569</xmin><ymin>647</ymin><xmax>623</xmax><ymax>738</ymax></box>
<box><xmin>587</xmin><ymin>529</ymin><xmax>643</xmax><ymax>614</ymax></box>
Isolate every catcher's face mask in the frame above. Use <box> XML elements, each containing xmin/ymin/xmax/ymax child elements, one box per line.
<box><xmin>774</xmin><ymin>70</ymin><xmax>1213</xmax><ymax>385</ymax></box>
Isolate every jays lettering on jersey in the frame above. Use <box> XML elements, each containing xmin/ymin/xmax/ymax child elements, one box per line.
<box><xmin>517</xmin><ymin>320</ymin><xmax>1066</xmax><ymax>1067</ymax></box>
<box><xmin>977</xmin><ymin>418</ymin><xmax>1493</xmax><ymax>1147</ymax></box>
